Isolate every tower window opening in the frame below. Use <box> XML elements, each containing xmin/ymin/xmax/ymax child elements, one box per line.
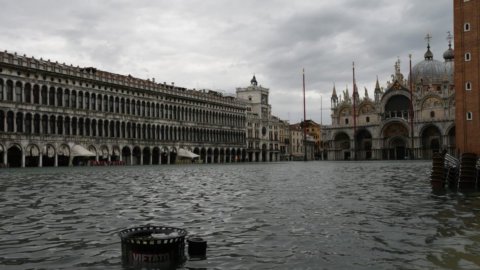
<box><xmin>465</xmin><ymin>52</ymin><xmax>472</xmax><ymax>61</ymax></box>
<box><xmin>466</xmin><ymin>81</ymin><xmax>472</xmax><ymax>91</ymax></box>
<box><xmin>467</xmin><ymin>112</ymin><xmax>473</xmax><ymax>120</ymax></box>
<box><xmin>464</xmin><ymin>23</ymin><xmax>471</xmax><ymax>31</ymax></box>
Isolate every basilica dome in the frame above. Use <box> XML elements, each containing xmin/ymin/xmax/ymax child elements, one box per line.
<box><xmin>410</xmin><ymin>44</ymin><xmax>454</xmax><ymax>85</ymax></box>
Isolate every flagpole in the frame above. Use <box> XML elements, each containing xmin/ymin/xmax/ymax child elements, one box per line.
<box><xmin>352</xmin><ymin>62</ymin><xmax>357</xmax><ymax>160</ymax></box>
<box><xmin>409</xmin><ymin>54</ymin><xmax>414</xmax><ymax>159</ymax></box>
<box><xmin>303</xmin><ymin>68</ymin><xmax>307</xmax><ymax>161</ymax></box>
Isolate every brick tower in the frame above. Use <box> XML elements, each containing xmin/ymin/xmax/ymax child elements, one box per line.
<box><xmin>455</xmin><ymin>0</ymin><xmax>480</xmax><ymax>155</ymax></box>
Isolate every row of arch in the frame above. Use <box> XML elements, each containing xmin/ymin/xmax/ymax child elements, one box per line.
<box><xmin>0</xmin><ymin>143</ymin><xmax>249</xmax><ymax>167</ymax></box>
<box><xmin>330</xmin><ymin>121</ymin><xmax>455</xmax><ymax>160</ymax></box>
<box><xmin>0</xmin><ymin>110</ymin><xmax>245</xmax><ymax>144</ymax></box>
<box><xmin>0</xmin><ymin>79</ymin><xmax>245</xmax><ymax>127</ymax></box>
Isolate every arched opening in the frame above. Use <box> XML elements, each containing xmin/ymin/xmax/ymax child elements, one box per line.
<box><xmin>57</xmin><ymin>144</ymin><xmax>70</xmax><ymax>167</ymax></box>
<box><xmin>25</xmin><ymin>144</ymin><xmax>40</xmax><ymax>167</ymax></box>
<box><xmin>355</xmin><ymin>129</ymin><xmax>373</xmax><ymax>160</ymax></box>
<box><xmin>214</xmin><ymin>148</ymin><xmax>220</xmax><ymax>163</ymax></box>
<box><xmin>132</xmin><ymin>146</ymin><xmax>141</xmax><ymax>165</ymax></box>
<box><xmin>261</xmin><ymin>144</ymin><xmax>267</xmax><ymax>162</ymax></box>
<box><xmin>207</xmin><ymin>148</ymin><xmax>213</xmax><ymax>163</ymax></box>
<box><xmin>384</xmin><ymin>95</ymin><xmax>410</xmax><ymax>120</ymax></box>
<box><xmin>169</xmin><ymin>148</ymin><xmax>177</xmax><ymax>164</ymax></box>
<box><xmin>382</xmin><ymin>122</ymin><xmax>409</xmax><ymax>160</ymax></box>
<box><xmin>99</xmin><ymin>146</ymin><xmax>109</xmax><ymax>162</ymax></box>
<box><xmin>122</xmin><ymin>146</ymin><xmax>131</xmax><ymax>165</ymax></box>
<box><xmin>421</xmin><ymin>125</ymin><xmax>442</xmax><ymax>159</ymax></box>
<box><xmin>152</xmin><ymin>147</ymin><xmax>160</xmax><ymax>165</ymax></box>
<box><xmin>42</xmin><ymin>145</ymin><xmax>55</xmax><ymax>167</ymax></box>
<box><xmin>7</xmin><ymin>145</ymin><xmax>22</xmax><ymax>167</ymax></box>
<box><xmin>388</xmin><ymin>137</ymin><xmax>407</xmax><ymax>160</ymax></box>
<box><xmin>143</xmin><ymin>147</ymin><xmax>151</xmax><ymax>165</ymax></box>
<box><xmin>334</xmin><ymin>132</ymin><xmax>351</xmax><ymax>160</ymax></box>
<box><xmin>200</xmin><ymin>148</ymin><xmax>207</xmax><ymax>164</ymax></box>
<box><xmin>111</xmin><ymin>146</ymin><xmax>120</xmax><ymax>162</ymax></box>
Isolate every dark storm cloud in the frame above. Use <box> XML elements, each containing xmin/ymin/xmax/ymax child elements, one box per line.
<box><xmin>0</xmin><ymin>0</ymin><xmax>453</xmax><ymax>124</ymax></box>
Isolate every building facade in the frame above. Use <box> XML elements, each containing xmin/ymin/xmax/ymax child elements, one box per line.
<box><xmin>236</xmin><ymin>76</ymin><xmax>289</xmax><ymax>162</ymax></box>
<box><xmin>325</xmin><ymin>40</ymin><xmax>455</xmax><ymax>160</ymax></box>
<box><xmin>0</xmin><ymin>51</ymin><xmax>247</xmax><ymax>167</ymax></box>
<box><xmin>454</xmin><ymin>0</ymin><xmax>480</xmax><ymax>155</ymax></box>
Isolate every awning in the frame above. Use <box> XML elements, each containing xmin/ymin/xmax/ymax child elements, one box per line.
<box><xmin>177</xmin><ymin>148</ymin><xmax>199</xmax><ymax>159</ymax></box>
<box><xmin>72</xmin><ymin>144</ymin><xmax>96</xmax><ymax>157</ymax></box>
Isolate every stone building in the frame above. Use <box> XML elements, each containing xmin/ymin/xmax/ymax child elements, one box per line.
<box><xmin>0</xmin><ymin>51</ymin><xmax>247</xmax><ymax>167</ymax></box>
<box><xmin>299</xmin><ymin>119</ymin><xmax>322</xmax><ymax>159</ymax></box>
<box><xmin>325</xmin><ymin>38</ymin><xmax>455</xmax><ymax>160</ymax></box>
<box><xmin>454</xmin><ymin>0</ymin><xmax>480</xmax><ymax>155</ymax></box>
<box><xmin>289</xmin><ymin>123</ymin><xmax>315</xmax><ymax>161</ymax></box>
<box><xmin>236</xmin><ymin>76</ymin><xmax>289</xmax><ymax>162</ymax></box>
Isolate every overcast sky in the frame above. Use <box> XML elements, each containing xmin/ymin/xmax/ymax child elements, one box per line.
<box><xmin>0</xmin><ymin>0</ymin><xmax>453</xmax><ymax>124</ymax></box>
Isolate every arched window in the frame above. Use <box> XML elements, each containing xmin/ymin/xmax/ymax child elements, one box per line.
<box><xmin>466</xmin><ymin>81</ymin><xmax>472</xmax><ymax>91</ymax></box>
<box><xmin>57</xmin><ymin>88</ymin><xmax>63</xmax><ymax>107</ymax></box>
<box><xmin>465</xmin><ymin>23</ymin><xmax>471</xmax><ymax>31</ymax></box>
<box><xmin>15</xmin><ymin>82</ymin><xmax>22</xmax><ymax>102</ymax></box>
<box><xmin>467</xmin><ymin>112</ymin><xmax>473</xmax><ymax>120</ymax></box>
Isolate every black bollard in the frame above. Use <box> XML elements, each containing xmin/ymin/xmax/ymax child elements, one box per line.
<box><xmin>187</xmin><ymin>237</ymin><xmax>207</xmax><ymax>259</ymax></box>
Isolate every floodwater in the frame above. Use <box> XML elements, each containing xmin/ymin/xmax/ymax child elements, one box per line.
<box><xmin>0</xmin><ymin>161</ymin><xmax>479</xmax><ymax>270</ymax></box>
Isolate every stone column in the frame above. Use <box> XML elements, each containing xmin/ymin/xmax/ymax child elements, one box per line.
<box><xmin>3</xmin><ymin>150</ymin><xmax>7</xmax><ymax>167</ymax></box>
<box><xmin>21</xmin><ymin>150</ymin><xmax>25</xmax><ymax>168</ymax></box>
<box><xmin>167</xmin><ymin>152</ymin><xmax>171</xmax><ymax>165</ymax></box>
<box><xmin>54</xmin><ymin>152</ymin><xmax>58</xmax><ymax>167</ymax></box>
<box><xmin>39</xmin><ymin>154</ymin><xmax>43</xmax><ymax>167</ymax></box>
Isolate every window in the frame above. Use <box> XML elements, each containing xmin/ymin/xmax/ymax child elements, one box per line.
<box><xmin>466</xmin><ymin>81</ymin><xmax>472</xmax><ymax>91</ymax></box>
<box><xmin>467</xmin><ymin>112</ymin><xmax>473</xmax><ymax>120</ymax></box>
<box><xmin>465</xmin><ymin>52</ymin><xmax>471</xmax><ymax>61</ymax></box>
<box><xmin>464</xmin><ymin>23</ymin><xmax>471</xmax><ymax>31</ymax></box>
<box><xmin>366</xmin><ymin>116</ymin><xmax>370</xmax><ymax>123</ymax></box>
<box><xmin>345</xmin><ymin>118</ymin><xmax>349</xmax><ymax>125</ymax></box>
<box><xmin>430</xmin><ymin>111</ymin><xmax>435</xmax><ymax>118</ymax></box>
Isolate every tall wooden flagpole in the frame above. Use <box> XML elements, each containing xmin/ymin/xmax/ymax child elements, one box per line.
<box><xmin>409</xmin><ymin>54</ymin><xmax>414</xmax><ymax>159</ymax></box>
<box><xmin>352</xmin><ymin>62</ymin><xmax>357</xmax><ymax>160</ymax></box>
<box><xmin>303</xmin><ymin>68</ymin><xmax>307</xmax><ymax>161</ymax></box>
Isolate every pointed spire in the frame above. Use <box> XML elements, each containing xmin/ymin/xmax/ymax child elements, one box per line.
<box><xmin>375</xmin><ymin>76</ymin><xmax>381</xmax><ymax>91</ymax></box>
<box><xmin>332</xmin><ymin>83</ymin><xmax>337</xmax><ymax>98</ymax></box>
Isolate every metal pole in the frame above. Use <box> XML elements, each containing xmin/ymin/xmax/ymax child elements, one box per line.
<box><xmin>409</xmin><ymin>54</ymin><xmax>414</xmax><ymax>159</ymax></box>
<box><xmin>352</xmin><ymin>62</ymin><xmax>357</xmax><ymax>160</ymax></box>
<box><xmin>303</xmin><ymin>68</ymin><xmax>307</xmax><ymax>161</ymax></box>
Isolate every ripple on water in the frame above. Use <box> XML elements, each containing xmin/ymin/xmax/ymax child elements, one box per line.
<box><xmin>0</xmin><ymin>162</ymin><xmax>479</xmax><ymax>269</ymax></box>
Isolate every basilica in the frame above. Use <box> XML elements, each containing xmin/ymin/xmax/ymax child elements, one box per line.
<box><xmin>324</xmin><ymin>37</ymin><xmax>455</xmax><ymax>160</ymax></box>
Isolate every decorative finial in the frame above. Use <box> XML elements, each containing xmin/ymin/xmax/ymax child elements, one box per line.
<box><xmin>425</xmin><ymin>33</ymin><xmax>432</xmax><ymax>47</ymax></box>
<box><xmin>447</xmin><ymin>31</ymin><xmax>453</xmax><ymax>48</ymax></box>
<box><xmin>424</xmin><ymin>33</ymin><xmax>434</xmax><ymax>60</ymax></box>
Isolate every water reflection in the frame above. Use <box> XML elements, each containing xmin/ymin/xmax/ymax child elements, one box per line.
<box><xmin>0</xmin><ymin>162</ymin><xmax>478</xmax><ymax>269</ymax></box>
